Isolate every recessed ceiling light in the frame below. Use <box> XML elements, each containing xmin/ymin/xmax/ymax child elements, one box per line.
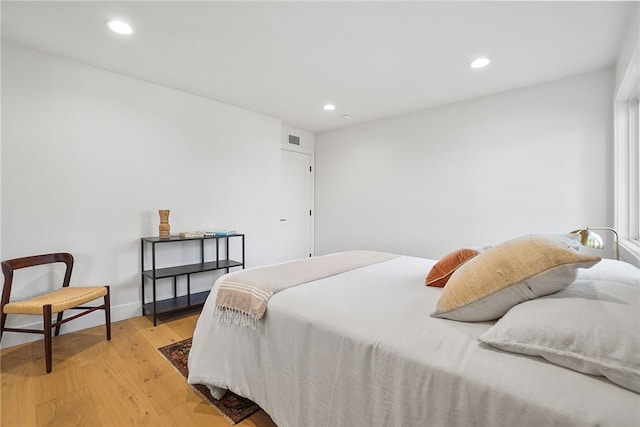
<box><xmin>469</xmin><ymin>57</ymin><xmax>490</xmax><ymax>69</ymax></box>
<box><xmin>343</xmin><ymin>115</ymin><xmax>352</xmax><ymax>119</ymax></box>
<box><xmin>323</xmin><ymin>104</ymin><xmax>336</xmax><ymax>111</ymax></box>
<box><xmin>106</xmin><ymin>20</ymin><xmax>133</xmax><ymax>35</ymax></box>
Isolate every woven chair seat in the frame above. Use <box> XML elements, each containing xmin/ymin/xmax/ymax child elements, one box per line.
<box><xmin>3</xmin><ymin>286</ymin><xmax>108</xmax><ymax>315</ymax></box>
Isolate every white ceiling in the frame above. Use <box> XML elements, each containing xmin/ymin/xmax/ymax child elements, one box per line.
<box><xmin>1</xmin><ymin>1</ymin><xmax>636</xmax><ymax>133</ymax></box>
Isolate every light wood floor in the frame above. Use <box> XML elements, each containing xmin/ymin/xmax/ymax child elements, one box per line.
<box><xmin>1</xmin><ymin>312</ymin><xmax>277</xmax><ymax>427</ymax></box>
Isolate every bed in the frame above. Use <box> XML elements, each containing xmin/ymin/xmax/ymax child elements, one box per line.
<box><xmin>188</xmin><ymin>234</ymin><xmax>640</xmax><ymax>427</ymax></box>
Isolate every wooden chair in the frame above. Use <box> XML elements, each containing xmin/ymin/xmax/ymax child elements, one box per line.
<box><xmin>1</xmin><ymin>253</ymin><xmax>111</xmax><ymax>373</ymax></box>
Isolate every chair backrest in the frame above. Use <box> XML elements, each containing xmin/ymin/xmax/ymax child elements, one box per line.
<box><xmin>1</xmin><ymin>253</ymin><xmax>74</xmax><ymax>312</ymax></box>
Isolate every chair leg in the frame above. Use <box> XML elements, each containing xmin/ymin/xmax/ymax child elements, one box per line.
<box><xmin>43</xmin><ymin>304</ymin><xmax>53</xmax><ymax>373</ymax></box>
<box><xmin>0</xmin><ymin>311</ymin><xmax>6</xmax><ymax>340</ymax></box>
<box><xmin>104</xmin><ymin>286</ymin><xmax>111</xmax><ymax>341</ymax></box>
<box><xmin>54</xmin><ymin>311</ymin><xmax>64</xmax><ymax>336</ymax></box>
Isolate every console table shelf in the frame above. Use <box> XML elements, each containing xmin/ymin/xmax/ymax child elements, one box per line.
<box><xmin>142</xmin><ymin>260</ymin><xmax>244</xmax><ymax>280</ymax></box>
<box><xmin>142</xmin><ymin>290</ymin><xmax>210</xmax><ymax>316</ymax></box>
<box><xmin>140</xmin><ymin>234</ymin><xmax>244</xmax><ymax>325</ymax></box>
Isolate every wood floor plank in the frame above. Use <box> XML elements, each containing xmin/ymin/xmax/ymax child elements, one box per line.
<box><xmin>1</xmin><ymin>312</ymin><xmax>277</xmax><ymax>427</ymax></box>
<box><xmin>82</xmin><ymin>356</ymin><xmax>160</xmax><ymax>425</ymax></box>
<box><xmin>35</xmin><ymin>388</ymin><xmax>101</xmax><ymax>427</ymax></box>
<box><xmin>1</xmin><ymin>355</ymin><xmax>38</xmax><ymax>427</ymax></box>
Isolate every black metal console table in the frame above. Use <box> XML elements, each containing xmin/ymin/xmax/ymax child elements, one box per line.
<box><xmin>140</xmin><ymin>234</ymin><xmax>245</xmax><ymax>325</ymax></box>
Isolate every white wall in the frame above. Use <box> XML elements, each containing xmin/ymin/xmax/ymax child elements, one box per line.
<box><xmin>615</xmin><ymin>2</ymin><xmax>639</xmax><ymax>96</ymax></box>
<box><xmin>1</xmin><ymin>42</ymin><xmax>282</xmax><ymax>347</ymax></box>
<box><xmin>315</xmin><ymin>69</ymin><xmax>614</xmax><ymax>259</ymax></box>
<box><xmin>281</xmin><ymin>125</ymin><xmax>315</xmax><ymax>152</ymax></box>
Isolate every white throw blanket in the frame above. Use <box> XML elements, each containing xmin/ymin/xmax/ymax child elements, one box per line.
<box><xmin>215</xmin><ymin>250</ymin><xmax>399</xmax><ymax>328</ymax></box>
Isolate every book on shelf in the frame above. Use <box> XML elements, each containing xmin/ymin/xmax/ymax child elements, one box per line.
<box><xmin>179</xmin><ymin>231</ymin><xmax>205</xmax><ymax>238</ymax></box>
<box><xmin>205</xmin><ymin>229</ymin><xmax>237</xmax><ymax>237</ymax></box>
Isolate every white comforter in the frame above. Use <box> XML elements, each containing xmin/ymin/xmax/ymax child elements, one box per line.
<box><xmin>188</xmin><ymin>255</ymin><xmax>640</xmax><ymax>427</ymax></box>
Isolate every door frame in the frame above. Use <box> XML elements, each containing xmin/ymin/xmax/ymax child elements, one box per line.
<box><xmin>281</xmin><ymin>146</ymin><xmax>315</xmax><ymax>257</ymax></box>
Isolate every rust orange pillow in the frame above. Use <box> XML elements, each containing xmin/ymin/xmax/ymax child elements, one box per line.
<box><xmin>426</xmin><ymin>248</ymin><xmax>480</xmax><ymax>287</ymax></box>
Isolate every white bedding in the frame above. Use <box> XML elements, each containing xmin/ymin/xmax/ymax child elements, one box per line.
<box><xmin>188</xmin><ymin>255</ymin><xmax>640</xmax><ymax>427</ymax></box>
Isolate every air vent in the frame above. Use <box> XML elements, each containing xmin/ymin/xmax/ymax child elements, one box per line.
<box><xmin>288</xmin><ymin>135</ymin><xmax>300</xmax><ymax>145</ymax></box>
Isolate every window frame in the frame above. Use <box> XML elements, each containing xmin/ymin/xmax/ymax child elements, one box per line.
<box><xmin>614</xmin><ymin>44</ymin><xmax>640</xmax><ymax>264</ymax></box>
<box><xmin>631</xmin><ymin>97</ymin><xmax>639</xmax><ymax>244</ymax></box>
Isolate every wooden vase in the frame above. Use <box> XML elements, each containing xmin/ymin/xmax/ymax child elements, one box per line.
<box><xmin>159</xmin><ymin>209</ymin><xmax>170</xmax><ymax>239</ymax></box>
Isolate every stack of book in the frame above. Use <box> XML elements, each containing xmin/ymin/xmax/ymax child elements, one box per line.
<box><xmin>204</xmin><ymin>229</ymin><xmax>237</xmax><ymax>237</ymax></box>
<box><xmin>179</xmin><ymin>231</ymin><xmax>205</xmax><ymax>238</ymax></box>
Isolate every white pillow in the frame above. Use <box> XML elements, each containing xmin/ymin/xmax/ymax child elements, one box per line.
<box><xmin>479</xmin><ymin>276</ymin><xmax>640</xmax><ymax>393</ymax></box>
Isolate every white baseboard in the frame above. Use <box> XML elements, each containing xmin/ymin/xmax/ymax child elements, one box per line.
<box><xmin>0</xmin><ymin>301</ymin><xmax>142</xmax><ymax>349</ymax></box>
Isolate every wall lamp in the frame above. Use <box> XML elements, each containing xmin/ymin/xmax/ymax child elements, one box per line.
<box><xmin>570</xmin><ymin>227</ymin><xmax>619</xmax><ymax>260</ymax></box>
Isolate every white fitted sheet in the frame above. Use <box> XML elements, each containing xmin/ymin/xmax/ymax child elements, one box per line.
<box><xmin>188</xmin><ymin>255</ymin><xmax>640</xmax><ymax>427</ymax></box>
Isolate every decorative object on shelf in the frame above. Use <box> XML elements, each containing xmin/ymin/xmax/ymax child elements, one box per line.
<box><xmin>159</xmin><ymin>209</ymin><xmax>170</xmax><ymax>239</ymax></box>
<box><xmin>570</xmin><ymin>227</ymin><xmax>620</xmax><ymax>260</ymax></box>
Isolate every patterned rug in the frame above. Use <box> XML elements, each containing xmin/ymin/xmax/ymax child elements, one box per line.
<box><xmin>158</xmin><ymin>338</ymin><xmax>260</xmax><ymax>424</ymax></box>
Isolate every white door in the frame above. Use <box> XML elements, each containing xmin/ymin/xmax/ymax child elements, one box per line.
<box><xmin>280</xmin><ymin>149</ymin><xmax>313</xmax><ymax>260</ymax></box>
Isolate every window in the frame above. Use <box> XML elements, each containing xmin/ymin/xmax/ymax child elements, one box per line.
<box><xmin>631</xmin><ymin>97</ymin><xmax>639</xmax><ymax>244</ymax></box>
<box><xmin>614</xmin><ymin>52</ymin><xmax>640</xmax><ymax>262</ymax></box>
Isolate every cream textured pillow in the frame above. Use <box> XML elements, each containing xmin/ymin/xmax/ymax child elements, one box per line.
<box><xmin>479</xmin><ymin>277</ymin><xmax>640</xmax><ymax>392</ymax></box>
<box><xmin>431</xmin><ymin>234</ymin><xmax>600</xmax><ymax>321</ymax></box>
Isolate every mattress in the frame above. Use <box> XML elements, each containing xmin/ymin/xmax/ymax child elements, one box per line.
<box><xmin>188</xmin><ymin>254</ymin><xmax>640</xmax><ymax>427</ymax></box>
